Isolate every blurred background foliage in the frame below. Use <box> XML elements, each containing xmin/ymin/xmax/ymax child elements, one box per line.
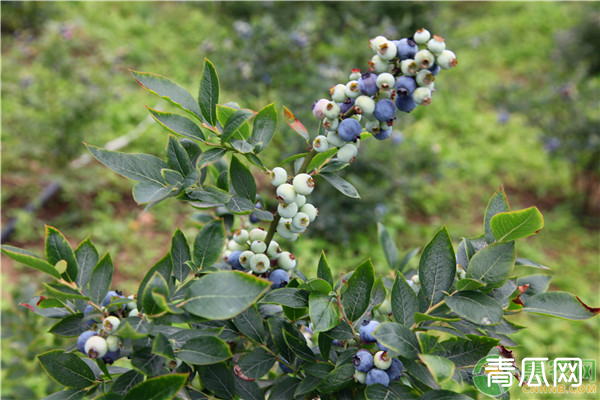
<box><xmin>1</xmin><ymin>2</ymin><xmax>598</xmax><ymax>399</ymax></box>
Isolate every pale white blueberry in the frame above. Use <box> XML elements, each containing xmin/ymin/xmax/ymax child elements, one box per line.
<box><xmin>436</xmin><ymin>50</ymin><xmax>457</xmax><ymax>70</ymax></box>
<box><xmin>250</xmin><ymin>240</ymin><xmax>267</xmax><ymax>254</ymax></box>
<box><xmin>106</xmin><ymin>335</ymin><xmax>121</xmax><ymax>352</ymax></box>
<box><xmin>292</xmin><ymin>173</ymin><xmax>315</xmax><ymax>196</ymax></box>
<box><xmin>227</xmin><ymin>239</ymin><xmax>248</xmax><ymax>251</ymax></box>
<box><xmin>276</xmin><ymin>183</ymin><xmax>297</xmax><ymax>204</ymax></box>
<box><xmin>370</xmin><ymin>36</ymin><xmax>387</xmax><ymax>54</ymax></box>
<box><xmin>270</xmin><ymin>167</ymin><xmax>288</xmax><ymax>186</ymax></box>
<box><xmin>323</xmin><ymin>101</ymin><xmax>340</xmax><ymax>120</ymax></box>
<box><xmin>354</xmin><ymin>95</ymin><xmax>375</xmax><ymax>117</ymax></box>
<box><xmin>416</xmin><ymin>69</ymin><xmax>434</xmax><ymax>87</ymax></box>
<box><xmin>322</xmin><ymin>118</ymin><xmax>339</xmax><ymax>131</ymax></box>
<box><xmin>233</xmin><ymin>229</ymin><xmax>249</xmax><ymax>244</ymax></box>
<box><xmin>294</xmin><ymin>194</ymin><xmax>307</xmax><ymax>208</ymax></box>
<box><xmin>330</xmin><ymin>84</ymin><xmax>347</xmax><ymax>103</ymax></box>
<box><xmin>337</xmin><ymin>143</ymin><xmax>358</xmax><ymax>163</ymax></box>
<box><xmin>292</xmin><ymin>212</ymin><xmax>310</xmax><ymax>231</ymax></box>
<box><xmin>400</xmin><ymin>59</ymin><xmax>418</xmax><ymax>76</ymax></box>
<box><xmin>414</xmin><ymin>28</ymin><xmax>431</xmax><ymax>44</ymax></box>
<box><xmin>277</xmin><ymin>202</ymin><xmax>298</xmax><ymax>218</ymax></box>
<box><xmin>426</xmin><ymin>35</ymin><xmax>446</xmax><ymax>55</ymax></box>
<box><xmin>85</xmin><ymin>336</ymin><xmax>108</xmax><ymax>359</ymax></box>
<box><xmin>369</xmin><ymin>55</ymin><xmax>388</xmax><ymax>74</ymax></box>
<box><xmin>278</xmin><ymin>251</ymin><xmax>297</xmax><ymax>270</ymax></box>
<box><xmin>249</xmin><ymin>228</ymin><xmax>267</xmax><ymax>242</ymax></box>
<box><xmin>250</xmin><ymin>253</ymin><xmax>270</xmax><ymax>274</ymax></box>
<box><xmin>326</xmin><ymin>131</ymin><xmax>346</xmax><ymax>148</ymax></box>
<box><xmin>313</xmin><ymin>135</ymin><xmax>330</xmax><ymax>153</ymax></box>
<box><xmin>345</xmin><ymin>80</ymin><xmax>360</xmax><ymax>99</ymax></box>
<box><xmin>412</xmin><ymin>87</ymin><xmax>432</xmax><ymax>106</ymax></box>
<box><xmin>239</xmin><ymin>250</ymin><xmax>255</xmax><ymax>268</ymax></box>
<box><xmin>414</xmin><ymin>49</ymin><xmax>435</xmax><ymax>69</ymax></box>
<box><xmin>376</xmin><ymin>73</ymin><xmax>395</xmax><ymax>91</ymax></box>
<box><xmin>377</xmin><ymin>40</ymin><xmax>397</xmax><ymax>61</ymax></box>
<box><xmin>102</xmin><ymin>316</ymin><xmax>120</xmax><ymax>333</ymax></box>
<box><xmin>267</xmin><ymin>241</ymin><xmax>282</xmax><ymax>259</ymax></box>
<box><xmin>300</xmin><ymin>203</ymin><xmax>318</xmax><ymax>222</ymax></box>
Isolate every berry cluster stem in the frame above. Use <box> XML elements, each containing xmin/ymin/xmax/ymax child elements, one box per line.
<box><xmin>336</xmin><ymin>290</ymin><xmax>362</xmax><ymax>344</ymax></box>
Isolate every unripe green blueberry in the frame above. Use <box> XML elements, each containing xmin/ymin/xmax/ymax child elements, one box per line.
<box><xmin>412</xmin><ymin>87</ymin><xmax>432</xmax><ymax>105</ymax></box>
<box><xmin>400</xmin><ymin>59</ymin><xmax>419</xmax><ymax>76</ymax></box>
<box><xmin>436</xmin><ymin>49</ymin><xmax>457</xmax><ymax>70</ymax></box>
<box><xmin>330</xmin><ymin>84</ymin><xmax>347</xmax><ymax>103</ymax></box>
<box><xmin>292</xmin><ymin>173</ymin><xmax>315</xmax><ymax>196</ymax></box>
<box><xmin>106</xmin><ymin>335</ymin><xmax>121</xmax><ymax>352</ymax></box>
<box><xmin>349</xmin><ymin>68</ymin><xmax>362</xmax><ymax>81</ymax></box>
<box><xmin>377</xmin><ymin>40</ymin><xmax>397</xmax><ymax>61</ymax></box>
<box><xmin>355</xmin><ymin>370</ymin><xmax>367</xmax><ymax>384</ymax></box>
<box><xmin>377</xmin><ymin>298</ymin><xmax>392</xmax><ymax>315</ymax></box>
<box><xmin>337</xmin><ymin>143</ymin><xmax>358</xmax><ymax>163</ymax></box>
<box><xmin>276</xmin><ymin>223</ymin><xmax>299</xmax><ymax>241</ymax></box>
<box><xmin>374</xmin><ymin>351</ymin><xmax>392</xmax><ymax>370</ymax></box>
<box><xmin>378</xmin><ymin>89</ymin><xmax>393</xmax><ymax>100</ymax></box>
<box><xmin>278</xmin><ymin>251</ymin><xmax>297</xmax><ymax>271</ymax></box>
<box><xmin>370</xmin><ymin>35</ymin><xmax>387</xmax><ymax>54</ymax></box>
<box><xmin>270</xmin><ymin>167</ymin><xmax>288</xmax><ymax>186</ymax></box>
<box><xmin>300</xmin><ymin>203</ymin><xmax>318</xmax><ymax>222</ymax></box>
<box><xmin>250</xmin><ymin>240</ymin><xmax>267</xmax><ymax>254</ymax></box>
<box><xmin>228</xmin><ymin>239</ymin><xmax>248</xmax><ymax>251</ymax></box>
<box><xmin>368</xmin><ymin>55</ymin><xmax>388</xmax><ymax>74</ymax></box>
<box><xmin>292</xmin><ymin>213</ymin><xmax>311</xmax><ymax>232</ymax></box>
<box><xmin>365</xmin><ymin>120</ymin><xmax>381</xmax><ymax>135</ymax></box>
<box><xmin>313</xmin><ymin>135</ymin><xmax>330</xmax><ymax>153</ymax></box>
<box><xmin>102</xmin><ymin>316</ymin><xmax>121</xmax><ymax>333</ymax></box>
<box><xmin>222</xmin><ymin>249</ymin><xmax>232</xmax><ymax>261</ymax></box>
<box><xmin>345</xmin><ymin>81</ymin><xmax>360</xmax><ymax>99</ymax></box>
<box><xmin>250</xmin><ymin>253</ymin><xmax>270</xmax><ymax>274</ymax></box>
<box><xmin>239</xmin><ymin>250</ymin><xmax>255</xmax><ymax>268</ymax></box>
<box><xmin>376</xmin><ymin>73</ymin><xmax>395</xmax><ymax>91</ymax></box>
<box><xmin>294</xmin><ymin>194</ymin><xmax>307</xmax><ymax>208</ymax></box>
<box><xmin>414</xmin><ymin>28</ymin><xmax>431</xmax><ymax>44</ymax></box>
<box><xmin>354</xmin><ymin>96</ymin><xmax>375</xmax><ymax>117</ymax></box>
<box><xmin>277</xmin><ymin>201</ymin><xmax>298</xmax><ymax>218</ymax></box>
<box><xmin>276</xmin><ymin>183</ymin><xmax>297</xmax><ymax>204</ymax></box>
<box><xmin>426</xmin><ymin>35</ymin><xmax>446</xmax><ymax>56</ymax></box>
<box><xmin>411</xmin><ymin>274</ymin><xmax>420</xmax><ymax>284</ymax></box>
<box><xmin>85</xmin><ymin>336</ymin><xmax>108</xmax><ymax>359</ymax></box>
<box><xmin>233</xmin><ymin>229</ymin><xmax>249</xmax><ymax>244</ymax></box>
<box><xmin>267</xmin><ymin>241</ymin><xmax>282</xmax><ymax>259</ymax></box>
<box><xmin>323</xmin><ymin>101</ymin><xmax>340</xmax><ymax>120</ymax></box>
<box><xmin>126</xmin><ymin>295</ymin><xmax>136</xmax><ymax>310</ymax></box>
<box><xmin>249</xmin><ymin>228</ymin><xmax>267</xmax><ymax>242</ymax></box>
<box><xmin>414</xmin><ymin>49</ymin><xmax>435</xmax><ymax>69</ymax></box>
<box><xmin>128</xmin><ymin>308</ymin><xmax>139</xmax><ymax>317</ymax></box>
<box><xmin>326</xmin><ymin>131</ymin><xmax>346</xmax><ymax>148</ymax></box>
<box><xmin>416</xmin><ymin>69</ymin><xmax>435</xmax><ymax>87</ymax></box>
<box><xmin>322</xmin><ymin>117</ymin><xmax>339</xmax><ymax>132</ymax></box>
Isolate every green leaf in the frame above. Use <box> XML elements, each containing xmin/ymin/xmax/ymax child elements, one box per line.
<box><xmin>277</xmin><ymin>152</ymin><xmax>307</xmax><ymax>168</ymax></box>
<box><xmin>217</xmin><ymin>105</ymin><xmax>250</xmax><ymax>139</ymax></box>
<box><xmin>88</xmin><ymin>253</ymin><xmax>113</xmax><ymax>305</ymax></box>
<box><xmin>250</xmin><ymin>103</ymin><xmax>277</xmax><ymax>152</ymax></box>
<box><xmin>166</xmin><ymin>136</ymin><xmax>192</xmax><ymax>176</ymax></box>
<box><xmin>221</xmin><ymin>109</ymin><xmax>255</xmax><ymax>143</ymax></box>
<box><xmin>418</xmin><ymin>354</ymin><xmax>455</xmax><ymax>384</ymax></box>
<box><xmin>465</xmin><ymin>241</ymin><xmax>515</xmax><ymax>288</ymax></box>
<box><xmin>1</xmin><ymin>245</ymin><xmax>61</xmax><ymax>279</ymax></box>
<box><xmin>317</xmin><ymin>251</ymin><xmax>334</xmax><ymax>287</ymax></box>
<box><xmin>45</xmin><ymin>226</ymin><xmax>78</xmax><ymax>283</ymax></box>
<box><xmin>137</xmin><ymin>252</ymin><xmax>172</xmax><ymax>310</ymax></box>
<box><xmin>321</xmin><ymin>160</ymin><xmax>348</xmax><ymax>173</ymax></box>
<box><xmin>188</xmin><ymin>186</ymin><xmax>232</xmax><ymax>208</ymax></box>
<box><xmin>262</xmin><ymin>288</ymin><xmax>309</xmax><ymax>308</ymax></box>
<box><xmin>38</xmin><ymin>350</ymin><xmax>96</xmax><ymax>389</ymax></box>
<box><xmin>42</xmin><ymin>388</ymin><xmax>87</xmax><ymax>400</ymax></box>
<box><xmin>86</xmin><ymin>145</ymin><xmax>168</xmax><ymax>186</ymax></box>
<box><xmin>148</xmin><ymin>108</ymin><xmax>205</xmax><ymax>142</ymax></box>
<box><xmin>122</xmin><ymin>373</ymin><xmax>187</xmax><ymax>400</ymax></box>
<box><xmin>197</xmin><ymin>363</ymin><xmax>235</xmax><ymax>400</ymax></box>
<box><xmin>320</xmin><ymin>172</ymin><xmax>360</xmax><ymax>198</ymax></box>
<box><xmin>445</xmin><ymin>291</ymin><xmax>503</xmax><ymax>325</ymax></box>
<box><xmin>132</xmin><ymin>181</ymin><xmax>173</xmax><ymax>205</ymax></box>
<box><xmin>522</xmin><ymin>292</ymin><xmax>600</xmax><ymax>320</ymax></box>
<box><xmin>364</xmin><ymin>382</ymin><xmax>419</xmax><ymax>400</ymax></box>
<box><xmin>234</xmin><ymin>376</ymin><xmax>264</xmax><ymax>400</ymax></box>
<box><xmin>184</xmin><ymin>271</ymin><xmax>271</xmax><ymax>319</ymax></box>
<box><xmin>114</xmin><ymin>317</ymin><xmax>150</xmax><ymax>340</ymax></box>
<box><xmin>270</xmin><ymin>375</ymin><xmax>302</xmax><ymax>399</ymax></box>
<box><xmin>317</xmin><ymin>363</ymin><xmax>355</xmax><ymax>394</ymax></box>
<box><xmin>176</xmin><ymin>336</ymin><xmax>232</xmax><ymax>365</ymax></box>
<box><xmin>373</xmin><ymin>322</ymin><xmax>421</xmax><ymax>359</ymax></box>
<box><xmin>44</xmin><ymin>282</ymin><xmax>87</xmax><ymax>300</ymax></box>
<box><xmin>74</xmin><ymin>239</ymin><xmax>98</xmax><ymax>294</ymax></box>
<box><xmin>295</xmin><ymin>374</ymin><xmax>322</xmax><ymax>397</ymax></box>
<box><xmin>484</xmin><ymin>186</ymin><xmax>510</xmax><ymax>243</ymax></box>
<box><xmin>171</xmin><ymin>228</ymin><xmax>191</xmax><ymax>283</ymax></box>
<box><xmin>298</xmin><ymin>278</ymin><xmax>332</xmax><ymax>295</ymax></box>
<box><xmin>197</xmin><ymin>148</ymin><xmax>227</xmax><ymax>169</ymax></box>
<box><xmin>378</xmin><ymin>223</ymin><xmax>399</xmax><ymax>270</ymax></box>
<box><xmin>152</xmin><ymin>332</ymin><xmax>176</xmax><ymax>360</ymax></box>
<box><xmin>306</xmin><ymin>147</ymin><xmax>338</xmax><ymax>173</ymax></box>
<box><xmin>418</xmin><ymin>390</ymin><xmax>473</xmax><ymax>400</ymax></box>
<box><xmin>434</xmin><ymin>335</ymin><xmax>499</xmax><ymax>368</ymax></box>
<box><xmin>198</xmin><ymin>59</ymin><xmax>219</xmax><ymax>126</ymax></box>
<box><xmin>304</xmin><ymin>362</ymin><xmax>335</xmax><ymax>377</ymax></box>
<box><xmin>131</xmin><ymin>70</ymin><xmax>202</xmax><ymax>120</ymax></box>
<box><xmin>392</xmin><ymin>272</ymin><xmax>418</xmax><ymax>326</ymax></box>
<box><xmin>491</xmin><ymin>206</ymin><xmax>544</xmax><ymax>242</ymax></box>
<box><xmin>48</xmin><ymin>314</ymin><xmax>88</xmax><ymax>337</ymax></box>
<box><xmin>283</xmin><ymin>330</ymin><xmax>316</xmax><ymax>362</ymax></box>
<box><xmin>309</xmin><ymin>292</ymin><xmax>340</xmax><ymax>332</ymax></box>
<box><xmin>251</xmin><ymin>209</ymin><xmax>274</xmax><ymax>221</ymax></box>
<box><xmin>341</xmin><ymin>259</ymin><xmax>375</xmax><ymax>322</ymax></box>
<box><xmin>142</xmin><ymin>272</ymin><xmax>169</xmax><ymax>316</ymax></box>
<box><xmin>232</xmin><ymin>305</ymin><xmax>265</xmax><ymax>343</ymax></box>
<box><xmin>193</xmin><ymin>219</ymin><xmax>226</xmax><ymax>270</ymax></box>
<box><xmin>367</xmin><ymin>278</ymin><xmax>387</xmax><ymax>314</ymax></box>
<box><xmin>229</xmin><ymin>155</ymin><xmax>256</xmax><ymax>202</ymax></box>
<box><xmin>226</xmin><ymin>196</ymin><xmax>255</xmax><ymax>214</ymax></box>
<box><xmin>418</xmin><ymin>226</ymin><xmax>456</xmax><ymax>307</ymax></box>
<box><xmin>111</xmin><ymin>370</ymin><xmax>144</xmax><ymax>396</ymax></box>
<box><xmin>455</xmin><ymin>278</ymin><xmax>486</xmax><ymax>291</ymax></box>
<box><xmin>398</xmin><ymin>247</ymin><xmax>420</xmax><ymax>273</ymax></box>
<box><xmin>237</xmin><ymin>348</ymin><xmax>276</xmax><ymax>379</ymax></box>
<box><xmin>414</xmin><ymin>313</ymin><xmax>460</xmax><ymax>324</ymax></box>
<box><xmin>515</xmin><ymin>257</ymin><xmax>550</xmax><ymax>270</ymax></box>
<box><xmin>282</xmin><ymin>106</ymin><xmax>309</xmax><ymax>142</ymax></box>
<box><xmin>230</xmin><ymin>140</ymin><xmax>254</xmax><ymax>153</ymax></box>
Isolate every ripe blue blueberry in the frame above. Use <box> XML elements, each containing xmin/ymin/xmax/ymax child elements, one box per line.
<box><xmin>279</xmin><ymin>361</ymin><xmax>292</xmax><ymax>374</ymax></box>
<box><xmin>395</xmin><ymin>94</ymin><xmax>417</xmax><ymax>113</ymax></box>
<box><xmin>394</xmin><ymin>38</ymin><xmax>418</xmax><ymax>60</ymax></box>
<box><xmin>428</xmin><ymin>63</ymin><xmax>441</xmax><ymax>76</ymax></box>
<box><xmin>359</xmin><ymin>320</ymin><xmax>380</xmax><ymax>343</ymax></box>
<box><xmin>102</xmin><ymin>349</ymin><xmax>121</xmax><ymax>364</ymax></box>
<box><xmin>373</xmin><ymin>128</ymin><xmax>392</xmax><ymax>141</ymax></box>
<box><xmin>373</xmin><ymin>99</ymin><xmax>396</xmax><ymax>122</ymax></box>
<box><xmin>353</xmin><ymin>349</ymin><xmax>374</xmax><ymax>372</ymax></box>
<box><xmin>386</xmin><ymin>358</ymin><xmax>404</xmax><ymax>381</ymax></box>
<box><xmin>269</xmin><ymin>269</ymin><xmax>289</xmax><ymax>289</ymax></box>
<box><xmin>357</xmin><ymin>73</ymin><xmax>379</xmax><ymax>96</ymax></box>
<box><xmin>77</xmin><ymin>331</ymin><xmax>97</xmax><ymax>354</ymax></box>
<box><xmin>337</xmin><ymin>118</ymin><xmax>362</xmax><ymax>142</ymax></box>
<box><xmin>395</xmin><ymin>76</ymin><xmax>417</xmax><ymax>97</ymax></box>
<box><xmin>101</xmin><ymin>291</ymin><xmax>120</xmax><ymax>307</ymax></box>
<box><xmin>338</xmin><ymin>98</ymin><xmax>355</xmax><ymax>114</ymax></box>
<box><xmin>228</xmin><ymin>250</ymin><xmax>244</xmax><ymax>270</ymax></box>
<box><xmin>377</xmin><ymin>340</ymin><xmax>390</xmax><ymax>352</ymax></box>
<box><xmin>249</xmin><ymin>202</ymin><xmax>262</xmax><ymax>224</ymax></box>
<box><xmin>366</xmin><ymin>368</ymin><xmax>390</xmax><ymax>387</ymax></box>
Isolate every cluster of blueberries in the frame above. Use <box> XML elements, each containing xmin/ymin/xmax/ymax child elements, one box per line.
<box><xmin>355</xmin><ymin>320</ymin><xmax>404</xmax><ymax>387</ymax></box>
<box><xmin>311</xmin><ymin>28</ymin><xmax>457</xmax><ymax>155</ymax></box>
<box><xmin>77</xmin><ymin>291</ymin><xmax>137</xmax><ymax>364</ymax></box>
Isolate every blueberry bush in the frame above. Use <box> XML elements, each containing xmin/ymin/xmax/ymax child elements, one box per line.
<box><xmin>2</xmin><ymin>29</ymin><xmax>598</xmax><ymax>400</ymax></box>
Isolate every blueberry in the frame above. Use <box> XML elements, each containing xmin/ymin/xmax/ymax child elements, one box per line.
<box><xmin>359</xmin><ymin>320</ymin><xmax>380</xmax><ymax>343</ymax></box>
<box><xmin>338</xmin><ymin>98</ymin><xmax>355</xmax><ymax>114</ymax></box>
<box><xmin>355</xmin><ymin>370</ymin><xmax>367</xmax><ymax>384</ymax></box>
<box><xmin>228</xmin><ymin>250</ymin><xmax>244</xmax><ymax>270</ymax></box>
<box><xmin>312</xmin><ymin>98</ymin><xmax>329</xmax><ymax>120</ymax></box>
<box><xmin>395</xmin><ymin>95</ymin><xmax>417</xmax><ymax>113</ymax></box>
<box><xmin>413</xmin><ymin>28</ymin><xmax>431</xmax><ymax>45</ymax></box>
<box><xmin>377</xmin><ymin>340</ymin><xmax>390</xmax><ymax>352</ymax></box>
<box><xmin>279</xmin><ymin>360</ymin><xmax>293</xmax><ymax>373</ymax></box>
<box><xmin>250</xmin><ymin>253</ymin><xmax>270</xmax><ymax>274</ymax></box>
<box><xmin>249</xmin><ymin>213</ymin><xmax>260</xmax><ymax>223</ymax></box>
<box><xmin>270</xmin><ymin>167</ymin><xmax>288</xmax><ymax>187</ymax></box>
<box><xmin>333</xmin><ymin>339</ymin><xmax>344</xmax><ymax>347</ymax></box>
<box><xmin>385</xmin><ymin>359</ymin><xmax>404</xmax><ymax>380</ymax></box>
<box><xmin>84</xmin><ymin>335</ymin><xmax>108</xmax><ymax>359</ymax></box>
<box><xmin>426</xmin><ymin>35</ymin><xmax>446</xmax><ymax>56</ymax></box>
<box><xmin>239</xmin><ymin>250</ymin><xmax>255</xmax><ymax>269</ymax></box>
<box><xmin>330</xmin><ymin>84</ymin><xmax>347</xmax><ymax>103</ymax></box>
<box><xmin>353</xmin><ymin>349</ymin><xmax>374</xmax><ymax>372</ymax></box>
<box><xmin>373</xmin><ymin>99</ymin><xmax>396</xmax><ymax>122</ymax></box>
<box><xmin>102</xmin><ymin>316</ymin><xmax>121</xmax><ymax>333</ymax></box>
<box><xmin>337</xmin><ymin>118</ymin><xmax>362</xmax><ymax>142</ymax></box>
<box><xmin>374</xmin><ymin>351</ymin><xmax>392</xmax><ymax>370</ymax></box>
<box><xmin>366</xmin><ymin>368</ymin><xmax>390</xmax><ymax>386</ymax></box>
<box><xmin>373</xmin><ymin>128</ymin><xmax>392</xmax><ymax>141</ymax></box>
<box><xmin>278</xmin><ymin>251</ymin><xmax>296</xmax><ymax>271</ymax></box>
<box><xmin>357</xmin><ymin>73</ymin><xmax>379</xmax><ymax>96</ymax></box>
<box><xmin>436</xmin><ymin>50</ymin><xmax>458</xmax><ymax>70</ymax></box>
<box><xmin>292</xmin><ymin>173</ymin><xmax>315</xmax><ymax>196</ymax></box>
<box><xmin>77</xmin><ymin>331</ymin><xmax>97</xmax><ymax>354</ymax></box>
<box><xmin>101</xmin><ymin>291</ymin><xmax>120</xmax><ymax>307</ymax></box>
<box><xmin>395</xmin><ymin>76</ymin><xmax>417</xmax><ymax>97</ymax></box>
<box><xmin>394</xmin><ymin>38</ymin><xmax>418</xmax><ymax>60</ymax></box>
<box><xmin>102</xmin><ymin>348</ymin><xmax>121</xmax><ymax>364</ymax></box>
<box><xmin>276</xmin><ymin>183</ymin><xmax>297</xmax><ymax>205</ymax></box>
<box><xmin>233</xmin><ymin>229</ymin><xmax>249</xmax><ymax>244</ymax></box>
<box><xmin>428</xmin><ymin>63</ymin><xmax>441</xmax><ymax>76</ymax></box>
<box><xmin>269</xmin><ymin>269</ymin><xmax>289</xmax><ymax>289</ymax></box>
